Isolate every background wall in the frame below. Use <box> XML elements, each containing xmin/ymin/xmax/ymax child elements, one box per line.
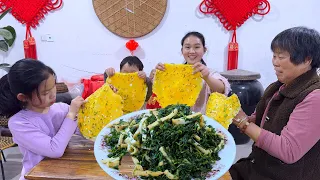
<box><xmin>0</xmin><ymin>0</ymin><xmax>319</xmax><ymax>88</ymax></box>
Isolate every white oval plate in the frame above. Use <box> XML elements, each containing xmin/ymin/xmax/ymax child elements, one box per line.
<box><xmin>94</xmin><ymin>110</ymin><xmax>236</xmax><ymax>180</ymax></box>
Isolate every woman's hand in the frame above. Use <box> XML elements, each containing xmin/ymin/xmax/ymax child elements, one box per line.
<box><xmin>105</xmin><ymin>68</ymin><xmax>115</xmax><ymax>77</ymax></box>
<box><xmin>67</xmin><ymin>96</ymin><xmax>86</xmax><ymax>120</ymax></box>
<box><xmin>109</xmin><ymin>84</ymin><xmax>118</xmax><ymax>93</ymax></box>
<box><xmin>149</xmin><ymin>69</ymin><xmax>156</xmax><ymax>81</ymax></box>
<box><xmin>155</xmin><ymin>63</ymin><xmax>165</xmax><ymax>71</ymax></box>
<box><xmin>138</xmin><ymin>71</ymin><xmax>147</xmax><ymax>81</ymax></box>
<box><xmin>232</xmin><ymin>109</ymin><xmax>249</xmax><ymax>128</ymax></box>
<box><xmin>231</xmin><ymin>108</ymin><xmax>261</xmax><ymax>142</ymax></box>
<box><xmin>193</xmin><ymin>62</ymin><xmax>210</xmax><ymax>79</ymax></box>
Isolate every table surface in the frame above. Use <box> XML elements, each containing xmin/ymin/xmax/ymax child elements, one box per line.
<box><xmin>25</xmin><ymin>135</ymin><xmax>232</xmax><ymax>180</ymax></box>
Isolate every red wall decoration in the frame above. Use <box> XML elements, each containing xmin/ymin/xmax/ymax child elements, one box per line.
<box><xmin>126</xmin><ymin>39</ymin><xmax>139</xmax><ymax>55</ymax></box>
<box><xmin>0</xmin><ymin>0</ymin><xmax>63</xmax><ymax>60</ymax></box>
<box><xmin>199</xmin><ymin>0</ymin><xmax>270</xmax><ymax>70</ymax></box>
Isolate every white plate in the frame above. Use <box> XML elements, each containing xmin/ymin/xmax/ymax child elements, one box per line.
<box><xmin>94</xmin><ymin>110</ymin><xmax>236</xmax><ymax>180</ymax></box>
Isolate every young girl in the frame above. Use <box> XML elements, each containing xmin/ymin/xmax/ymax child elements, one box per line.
<box><xmin>155</xmin><ymin>31</ymin><xmax>231</xmax><ymax>113</ymax></box>
<box><xmin>0</xmin><ymin>59</ymin><xmax>85</xmax><ymax>180</ymax></box>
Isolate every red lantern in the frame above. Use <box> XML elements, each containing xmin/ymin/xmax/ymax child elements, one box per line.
<box><xmin>126</xmin><ymin>39</ymin><xmax>139</xmax><ymax>55</ymax></box>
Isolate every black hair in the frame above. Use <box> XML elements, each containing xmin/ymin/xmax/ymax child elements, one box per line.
<box><xmin>181</xmin><ymin>31</ymin><xmax>207</xmax><ymax>66</ymax></box>
<box><xmin>271</xmin><ymin>26</ymin><xmax>320</xmax><ymax>68</ymax></box>
<box><xmin>0</xmin><ymin>59</ymin><xmax>56</xmax><ymax>117</ymax></box>
<box><xmin>120</xmin><ymin>56</ymin><xmax>144</xmax><ymax>71</ymax></box>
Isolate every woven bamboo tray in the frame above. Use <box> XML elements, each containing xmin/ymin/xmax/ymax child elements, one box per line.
<box><xmin>93</xmin><ymin>0</ymin><xmax>167</xmax><ymax>38</ymax></box>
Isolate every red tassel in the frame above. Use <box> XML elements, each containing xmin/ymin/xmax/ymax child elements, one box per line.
<box><xmin>24</xmin><ymin>26</ymin><xmax>37</xmax><ymax>60</ymax></box>
<box><xmin>23</xmin><ymin>39</ymin><xmax>31</xmax><ymax>59</ymax></box>
<box><xmin>227</xmin><ymin>31</ymin><xmax>239</xmax><ymax>70</ymax></box>
<box><xmin>28</xmin><ymin>37</ymin><xmax>38</xmax><ymax>60</ymax></box>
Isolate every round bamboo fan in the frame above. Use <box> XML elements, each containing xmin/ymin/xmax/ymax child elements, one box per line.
<box><xmin>93</xmin><ymin>0</ymin><xmax>167</xmax><ymax>38</ymax></box>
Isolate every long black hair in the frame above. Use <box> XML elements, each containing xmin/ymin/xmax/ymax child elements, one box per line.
<box><xmin>0</xmin><ymin>59</ymin><xmax>56</xmax><ymax>117</ymax></box>
<box><xmin>181</xmin><ymin>31</ymin><xmax>207</xmax><ymax>66</ymax></box>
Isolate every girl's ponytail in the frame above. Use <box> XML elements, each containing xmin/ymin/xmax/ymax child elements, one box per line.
<box><xmin>0</xmin><ymin>75</ymin><xmax>21</xmax><ymax>117</ymax></box>
<box><xmin>0</xmin><ymin>59</ymin><xmax>56</xmax><ymax>117</ymax></box>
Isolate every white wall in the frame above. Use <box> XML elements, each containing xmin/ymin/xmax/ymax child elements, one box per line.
<box><xmin>0</xmin><ymin>0</ymin><xmax>319</xmax><ymax>88</ymax></box>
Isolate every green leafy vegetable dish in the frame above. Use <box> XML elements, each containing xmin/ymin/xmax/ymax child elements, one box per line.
<box><xmin>99</xmin><ymin>105</ymin><xmax>228</xmax><ymax>180</ymax></box>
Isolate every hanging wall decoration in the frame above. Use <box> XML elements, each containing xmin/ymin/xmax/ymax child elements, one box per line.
<box><xmin>126</xmin><ymin>39</ymin><xmax>139</xmax><ymax>55</ymax></box>
<box><xmin>199</xmin><ymin>0</ymin><xmax>270</xmax><ymax>70</ymax></box>
<box><xmin>93</xmin><ymin>0</ymin><xmax>167</xmax><ymax>38</ymax></box>
<box><xmin>0</xmin><ymin>0</ymin><xmax>63</xmax><ymax>60</ymax></box>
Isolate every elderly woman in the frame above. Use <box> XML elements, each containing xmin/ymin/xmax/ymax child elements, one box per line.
<box><xmin>230</xmin><ymin>26</ymin><xmax>320</xmax><ymax>180</ymax></box>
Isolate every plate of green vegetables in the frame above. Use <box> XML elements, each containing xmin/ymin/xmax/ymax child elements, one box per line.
<box><xmin>94</xmin><ymin>104</ymin><xmax>236</xmax><ymax>180</ymax></box>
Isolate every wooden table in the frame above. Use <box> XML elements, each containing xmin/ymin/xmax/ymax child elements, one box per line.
<box><xmin>25</xmin><ymin>135</ymin><xmax>231</xmax><ymax>180</ymax></box>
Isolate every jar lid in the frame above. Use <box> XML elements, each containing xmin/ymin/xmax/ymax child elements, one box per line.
<box><xmin>56</xmin><ymin>82</ymin><xmax>69</xmax><ymax>93</ymax></box>
<box><xmin>220</xmin><ymin>69</ymin><xmax>261</xmax><ymax>81</ymax></box>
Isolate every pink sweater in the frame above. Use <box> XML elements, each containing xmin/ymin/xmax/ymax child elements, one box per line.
<box><xmin>254</xmin><ymin>89</ymin><xmax>320</xmax><ymax>164</ymax></box>
<box><xmin>191</xmin><ymin>69</ymin><xmax>231</xmax><ymax>114</ymax></box>
<box><xmin>8</xmin><ymin>103</ymin><xmax>78</xmax><ymax>180</ymax></box>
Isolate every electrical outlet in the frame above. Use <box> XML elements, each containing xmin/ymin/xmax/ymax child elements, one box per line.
<box><xmin>41</xmin><ymin>34</ymin><xmax>54</xmax><ymax>42</ymax></box>
<box><xmin>46</xmin><ymin>34</ymin><xmax>54</xmax><ymax>42</ymax></box>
